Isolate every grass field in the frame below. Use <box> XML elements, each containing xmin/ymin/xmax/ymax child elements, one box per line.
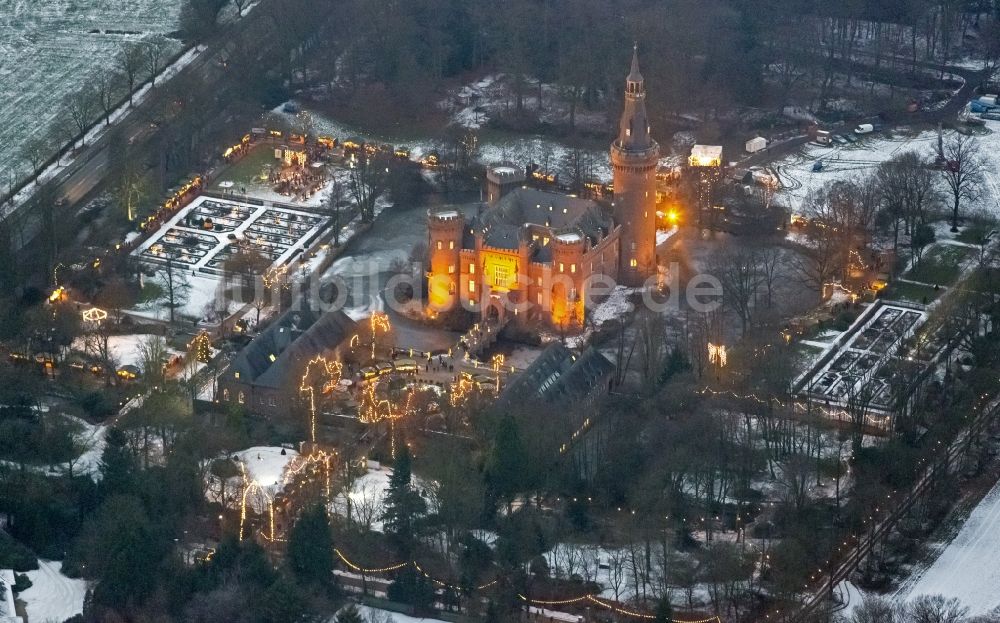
<box><xmin>903</xmin><ymin>244</ymin><xmax>976</xmax><ymax>286</ymax></box>
<box><xmin>0</xmin><ymin>1</ymin><xmax>181</xmax><ymax>188</ymax></box>
<box><xmin>882</xmin><ymin>281</ymin><xmax>942</xmax><ymax>305</ymax></box>
<box><xmin>210</xmin><ymin>148</ymin><xmax>276</xmax><ymax>188</ymax></box>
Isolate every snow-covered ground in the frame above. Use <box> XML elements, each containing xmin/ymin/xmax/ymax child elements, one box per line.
<box><xmin>71</xmin><ymin>333</ymin><xmax>160</xmax><ymax>370</ymax></box>
<box><xmin>330</xmin><ymin>465</ymin><xmax>433</xmax><ymax>532</ymax></box>
<box><xmin>273</xmin><ymin>104</ymin><xmax>614</xmax><ymax>184</ymax></box>
<box><xmin>773</xmin><ymin>121</ymin><xmax>1000</xmax><ymax>220</ymax></box>
<box><xmin>897</xmin><ymin>476</ymin><xmax>1000</xmax><ymax>615</ymax></box>
<box><xmin>331</xmin><ymin>604</ymin><xmax>450</xmax><ymax>623</ymax></box>
<box><xmin>0</xmin><ymin>1</ymin><xmax>183</xmax><ymax>197</ymax></box>
<box><xmin>0</xmin><ymin>569</ymin><xmax>17</xmax><ymax>623</ymax></box>
<box><xmin>205</xmin><ymin>446</ymin><xmax>299</xmax><ymax>512</ymax></box>
<box><xmin>19</xmin><ymin>560</ymin><xmax>88</xmax><ymax>623</ymax></box>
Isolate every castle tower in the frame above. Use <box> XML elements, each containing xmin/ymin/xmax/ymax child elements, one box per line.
<box><xmin>549</xmin><ymin>232</ymin><xmax>586</xmax><ymax>328</ymax></box>
<box><xmin>610</xmin><ymin>45</ymin><xmax>659</xmax><ymax>287</ymax></box>
<box><xmin>427</xmin><ymin>210</ymin><xmax>464</xmax><ymax>313</ymax></box>
<box><xmin>484</xmin><ymin>163</ymin><xmax>526</xmax><ymax>203</ymax></box>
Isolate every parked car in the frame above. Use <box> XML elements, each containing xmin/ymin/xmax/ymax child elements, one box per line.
<box><xmin>854</xmin><ymin>123</ymin><xmax>874</xmax><ymax>134</ymax></box>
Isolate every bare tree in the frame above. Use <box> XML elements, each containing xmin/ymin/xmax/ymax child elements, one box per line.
<box><xmin>66</xmin><ymin>86</ymin><xmax>98</xmax><ymax>147</ymax></box>
<box><xmin>904</xmin><ymin>595</ymin><xmax>969</xmax><ymax>623</ymax></box>
<box><xmin>711</xmin><ymin>247</ymin><xmax>762</xmax><ymax>336</ymax></box>
<box><xmin>348</xmin><ymin>152</ymin><xmax>389</xmax><ymax>222</ymax></box>
<box><xmin>157</xmin><ymin>253</ymin><xmax>192</xmax><ymax>324</ymax></box>
<box><xmin>633</xmin><ymin>308</ymin><xmax>670</xmax><ymax>387</ymax></box>
<box><xmin>137</xmin><ymin>334</ymin><xmax>169</xmax><ymax>389</ymax></box>
<box><xmin>118</xmin><ymin>42</ymin><xmax>146</xmax><ymax>105</ymax></box>
<box><xmin>940</xmin><ymin>134</ymin><xmax>985</xmax><ymax>232</ymax></box>
<box><xmin>94</xmin><ymin>70</ymin><xmax>122</xmax><ymax>125</ymax></box>
<box><xmin>324</xmin><ymin>178</ymin><xmax>347</xmax><ymax>246</ymax></box>
<box><xmin>20</xmin><ymin>136</ymin><xmax>51</xmax><ymax>176</ymax></box>
<box><xmin>145</xmin><ymin>36</ymin><xmax>170</xmax><ymax>87</ymax></box>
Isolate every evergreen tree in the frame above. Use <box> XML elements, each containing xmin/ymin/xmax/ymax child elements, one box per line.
<box><xmin>287</xmin><ymin>503</ymin><xmax>333</xmax><ymax>585</ymax></box>
<box><xmin>380</xmin><ymin>445</ymin><xmax>427</xmax><ymax>557</ymax></box>
<box><xmin>386</xmin><ymin>565</ymin><xmax>435</xmax><ymax>611</ymax></box>
<box><xmin>337</xmin><ymin>603</ymin><xmax>365</xmax><ymax>623</ymax></box>
<box><xmin>654</xmin><ymin>595</ymin><xmax>674</xmax><ymax>623</ymax></box>
<box><xmin>485</xmin><ymin>416</ymin><xmax>531</xmax><ymax>513</ymax></box>
<box><xmin>99</xmin><ymin>427</ymin><xmax>136</xmax><ymax>498</ymax></box>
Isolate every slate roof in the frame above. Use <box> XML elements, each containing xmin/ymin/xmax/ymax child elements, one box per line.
<box><xmin>227</xmin><ymin>307</ymin><xmax>357</xmax><ymax>389</ymax></box>
<box><xmin>497</xmin><ymin>343</ymin><xmax>614</xmax><ymax>408</ymax></box>
<box><xmin>471</xmin><ymin>187</ymin><xmax>612</xmax><ymax>254</ymax></box>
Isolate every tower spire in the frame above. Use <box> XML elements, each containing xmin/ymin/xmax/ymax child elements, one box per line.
<box><xmin>616</xmin><ymin>44</ymin><xmax>651</xmax><ymax>152</ymax></box>
<box><xmin>628</xmin><ymin>42</ymin><xmax>642</xmax><ymax>83</ymax></box>
<box><xmin>610</xmin><ymin>45</ymin><xmax>659</xmax><ymax>288</ymax></box>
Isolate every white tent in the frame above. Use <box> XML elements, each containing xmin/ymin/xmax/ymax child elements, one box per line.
<box><xmin>689</xmin><ymin>145</ymin><xmax>723</xmax><ymax>167</ymax></box>
<box><xmin>745</xmin><ymin>136</ymin><xmax>767</xmax><ymax>153</ymax></box>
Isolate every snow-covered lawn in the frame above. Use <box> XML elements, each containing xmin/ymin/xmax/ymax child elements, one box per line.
<box><xmin>19</xmin><ymin>560</ymin><xmax>88</xmax><ymax>623</ymax></box>
<box><xmin>0</xmin><ymin>1</ymin><xmax>183</xmax><ymax>198</ymax></box>
<box><xmin>274</xmin><ymin>104</ymin><xmax>615</xmax><ymax>184</ymax></box>
<box><xmin>331</xmin><ymin>604</ymin><xmax>450</xmax><ymax>623</ymax></box>
<box><xmin>205</xmin><ymin>446</ymin><xmax>299</xmax><ymax>512</ymax></box>
<box><xmin>898</xmin><ymin>476</ymin><xmax>1000</xmax><ymax>615</ymax></box>
<box><xmin>71</xmin><ymin>333</ymin><xmax>158</xmax><ymax>370</ymax></box>
<box><xmin>774</xmin><ymin>120</ymin><xmax>1000</xmax><ymax>220</ymax></box>
<box><xmin>330</xmin><ymin>465</ymin><xmax>433</xmax><ymax>532</ymax></box>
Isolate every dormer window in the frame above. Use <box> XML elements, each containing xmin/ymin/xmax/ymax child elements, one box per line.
<box><xmin>625</xmin><ymin>128</ymin><xmax>631</xmax><ymax>137</ymax></box>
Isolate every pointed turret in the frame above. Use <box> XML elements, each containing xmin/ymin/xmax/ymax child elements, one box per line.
<box><xmin>610</xmin><ymin>45</ymin><xmax>659</xmax><ymax>287</ymax></box>
<box><xmin>616</xmin><ymin>44</ymin><xmax>653</xmax><ymax>153</ymax></box>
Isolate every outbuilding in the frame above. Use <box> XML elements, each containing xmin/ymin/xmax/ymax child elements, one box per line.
<box><xmin>745</xmin><ymin>136</ymin><xmax>767</xmax><ymax>153</ymax></box>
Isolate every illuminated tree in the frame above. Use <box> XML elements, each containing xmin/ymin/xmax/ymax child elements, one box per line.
<box><xmin>190</xmin><ymin>330</ymin><xmax>212</xmax><ymax>364</ymax></box>
<box><xmin>299</xmin><ymin>356</ymin><xmax>343</xmax><ymax>442</ymax></box>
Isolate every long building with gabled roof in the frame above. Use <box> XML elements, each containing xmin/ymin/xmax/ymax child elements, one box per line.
<box><xmin>216</xmin><ymin>306</ymin><xmax>357</xmax><ymax>417</ymax></box>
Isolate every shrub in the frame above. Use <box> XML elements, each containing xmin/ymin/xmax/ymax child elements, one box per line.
<box><xmin>0</xmin><ymin>532</ymin><xmax>38</xmax><ymax>572</ymax></box>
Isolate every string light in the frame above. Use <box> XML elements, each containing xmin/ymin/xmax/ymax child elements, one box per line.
<box><xmin>707</xmin><ymin>343</ymin><xmax>727</xmax><ymax>367</ymax></box>
<box><xmin>300</xmin><ymin>356</ymin><xmax>343</xmax><ymax>442</ymax></box>
<box><xmin>188</xmin><ymin>330</ymin><xmax>212</xmax><ymax>363</ymax></box>
<box><xmin>517</xmin><ymin>594</ymin><xmax>720</xmax><ymax>623</ymax></box>
<box><xmin>368</xmin><ymin>312</ymin><xmax>391</xmax><ymax>360</ymax></box>
<box><xmin>81</xmin><ymin>307</ymin><xmax>108</xmax><ymax>324</ymax></box>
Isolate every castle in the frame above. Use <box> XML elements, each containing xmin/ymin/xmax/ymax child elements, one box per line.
<box><xmin>426</xmin><ymin>48</ymin><xmax>660</xmax><ymax>329</ymax></box>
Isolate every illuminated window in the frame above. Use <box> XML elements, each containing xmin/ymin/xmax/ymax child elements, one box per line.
<box><xmin>469</xmin><ymin>281</ymin><xmax>476</xmax><ymax>293</ymax></box>
<box><xmin>238</xmin><ymin>392</ymin><xmax>245</xmax><ymax>404</ymax></box>
<box><xmin>449</xmin><ymin>241</ymin><xmax>455</xmax><ymax>250</ymax></box>
<box><xmin>537</xmin><ymin>293</ymin><xmax>542</xmax><ymax>304</ymax></box>
<box><xmin>630</xmin><ymin>258</ymin><xmax>638</xmax><ymax>268</ymax></box>
<box><xmin>448</xmin><ymin>265</ymin><xmax>455</xmax><ymax>274</ymax></box>
<box><xmin>223</xmin><ymin>389</ymin><xmax>230</xmax><ymax>401</ymax></box>
<box><xmin>543</xmin><ymin>237</ymin><xmax>549</xmax><ymax>245</ymax></box>
<box><xmin>559</xmin><ymin>262</ymin><xmax>564</xmax><ymax>272</ymax></box>
<box><xmin>492</xmin><ymin>264</ymin><xmax>511</xmax><ymax>289</ymax></box>
<box><xmin>437</xmin><ymin>241</ymin><xmax>442</xmax><ymax>250</ymax></box>
<box><xmin>570</xmin><ymin>264</ymin><xmax>576</xmax><ymax>274</ymax></box>
<box><xmin>234</xmin><ymin>371</ymin><xmax>240</xmax><ymax>379</ymax></box>
<box><xmin>625</xmin><ymin>128</ymin><xmax>631</xmax><ymax>136</ymax></box>
<box><xmin>469</xmin><ymin>263</ymin><xmax>475</xmax><ymax>273</ymax></box>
